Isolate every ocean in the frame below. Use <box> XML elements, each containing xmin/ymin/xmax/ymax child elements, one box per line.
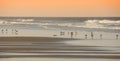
<box><xmin>0</xmin><ymin>17</ymin><xmax>120</xmax><ymax>31</ymax></box>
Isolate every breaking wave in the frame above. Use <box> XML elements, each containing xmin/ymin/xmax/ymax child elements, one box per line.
<box><xmin>0</xmin><ymin>18</ymin><xmax>120</xmax><ymax>31</ymax></box>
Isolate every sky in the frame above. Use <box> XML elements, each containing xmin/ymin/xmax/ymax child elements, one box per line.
<box><xmin>0</xmin><ymin>0</ymin><xmax>120</xmax><ymax>17</ymax></box>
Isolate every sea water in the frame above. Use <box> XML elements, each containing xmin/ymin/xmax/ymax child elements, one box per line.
<box><xmin>0</xmin><ymin>17</ymin><xmax>120</xmax><ymax>31</ymax></box>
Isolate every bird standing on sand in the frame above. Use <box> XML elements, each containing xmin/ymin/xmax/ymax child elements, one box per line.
<box><xmin>91</xmin><ymin>32</ymin><xmax>94</xmax><ymax>39</ymax></box>
<box><xmin>85</xmin><ymin>34</ymin><xmax>87</xmax><ymax>39</ymax></box>
<box><xmin>1</xmin><ymin>29</ymin><xmax>4</xmax><ymax>34</ymax></box>
<box><xmin>60</xmin><ymin>32</ymin><xmax>63</xmax><ymax>36</ymax></box>
<box><xmin>100</xmin><ymin>34</ymin><xmax>102</xmax><ymax>39</ymax></box>
<box><xmin>116</xmin><ymin>34</ymin><xmax>119</xmax><ymax>40</ymax></box>
<box><xmin>5</xmin><ymin>29</ymin><xmax>8</xmax><ymax>34</ymax></box>
<box><xmin>71</xmin><ymin>32</ymin><xmax>73</xmax><ymax>38</ymax></box>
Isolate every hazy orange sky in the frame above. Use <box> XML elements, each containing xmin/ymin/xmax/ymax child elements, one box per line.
<box><xmin>0</xmin><ymin>0</ymin><xmax>120</xmax><ymax>17</ymax></box>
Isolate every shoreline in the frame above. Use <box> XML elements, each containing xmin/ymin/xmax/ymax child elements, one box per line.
<box><xmin>0</xmin><ymin>37</ymin><xmax>80</xmax><ymax>42</ymax></box>
<box><xmin>0</xmin><ymin>52</ymin><xmax>120</xmax><ymax>59</ymax></box>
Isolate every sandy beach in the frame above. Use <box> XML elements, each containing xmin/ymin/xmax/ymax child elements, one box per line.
<box><xmin>0</xmin><ymin>17</ymin><xmax>120</xmax><ymax>61</ymax></box>
<box><xmin>0</xmin><ymin>36</ymin><xmax>120</xmax><ymax>59</ymax></box>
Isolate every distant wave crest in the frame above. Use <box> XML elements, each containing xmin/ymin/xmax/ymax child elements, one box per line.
<box><xmin>0</xmin><ymin>19</ymin><xmax>120</xmax><ymax>30</ymax></box>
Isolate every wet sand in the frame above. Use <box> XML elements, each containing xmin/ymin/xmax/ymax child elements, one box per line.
<box><xmin>0</xmin><ymin>52</ymin><xmax>120</xmax><ymax>59</ymax></box>
<box><xmin>0</xmin><ymin>36</ymin><xmax>120</xmax><ymax>59</ymax></box>
<box><xmin>0</xmin><ymin>37</ymin><xmax>79</xmax><ymax>42</ymax></box>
